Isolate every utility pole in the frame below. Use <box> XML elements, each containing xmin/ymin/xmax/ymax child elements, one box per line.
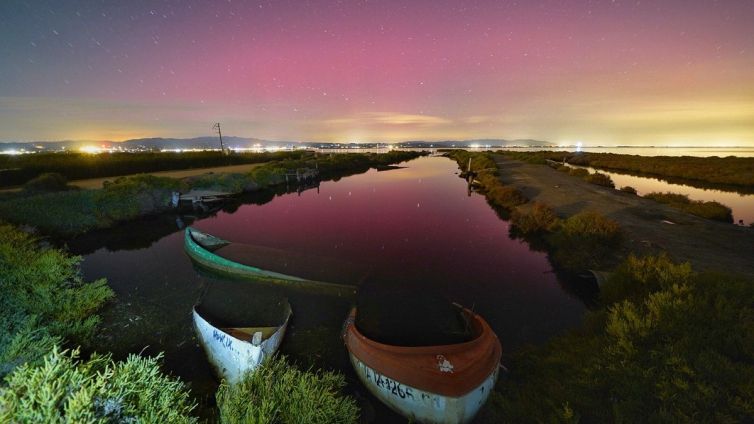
<box><xmin>212</xmin><ymin>122</ymin><xmax>225</xmax><ymax>152</ymax></box>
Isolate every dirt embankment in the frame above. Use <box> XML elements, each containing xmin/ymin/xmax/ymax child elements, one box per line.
<box><xmin>494</xmin><ymin>155</ymin><xmax>754</xmax><ymax>277</ymax></box>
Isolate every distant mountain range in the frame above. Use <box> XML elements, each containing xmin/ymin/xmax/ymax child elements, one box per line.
<box><xmin>0</xmin><ymin>137</ymin><xmax>554</xmax><ymax>152</ymax></box>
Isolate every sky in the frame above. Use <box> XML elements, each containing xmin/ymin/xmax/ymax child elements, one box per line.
<box><xmin>1</xmin><ymin>0</ymin><xmax>753</xmax><ymax>145</ymax></box>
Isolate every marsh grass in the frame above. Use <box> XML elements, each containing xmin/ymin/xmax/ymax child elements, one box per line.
<box><xmin>216</xmin><ymin>355</ymin><xmax>358</xmax><ymax>424</ymax></box>
<box><xmin>644</xmin><ymin>191</ymin><xmax>733</xmax><ymax>222</ymax></box>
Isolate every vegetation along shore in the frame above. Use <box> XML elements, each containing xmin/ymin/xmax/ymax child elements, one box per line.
<box><xmin>506</xmin><ymin>150</ymin><xmax>754</xmax><ymax>193</ymax></box>
<box><xmin>442</xmin><ymin>150</ymin><xmax>754</xmax><ymax>422</ymax></box>
<box><xmin>0</xmin><ymin>150</ymin><xmax>423</xmax><ymax>236</ymax></box>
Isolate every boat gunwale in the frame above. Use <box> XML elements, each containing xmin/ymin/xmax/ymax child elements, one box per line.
<box><xmin>344</xmin><ymin>306</ymin><xmax>502</xmax><ymax>397</ymax></box>
<box><xmin>192</xmin><ymin>301</ymin><xmax>292</xmax><ymax>346</ymax></box>
<box><xmin>346</xmin><ymin>306</ymin><xmax>489</xmax><ymax>355</ymax></box>
<box><xmin>191</xmin><ymin>299</ymin><xmax>293</xmax><ymax>342</ymax></box>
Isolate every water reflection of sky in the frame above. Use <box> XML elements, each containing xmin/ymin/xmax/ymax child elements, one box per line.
<box><xmin>191</xmin><ymin>157</ymin><xmax>586</xmax><ymax>346</ymax></box>
<box><xmin>573</xmin><ymin>165</ymin><xmax>754</xmax><ymax>225</ymax></box>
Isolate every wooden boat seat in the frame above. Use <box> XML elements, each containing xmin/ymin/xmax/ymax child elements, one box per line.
<box><xmin>221</xmin><ymin>326</ymin><xmax>278</xmax><ymax>341</ymax></box>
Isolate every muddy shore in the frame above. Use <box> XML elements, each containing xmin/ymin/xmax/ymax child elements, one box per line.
<box><xmin>494</xmin><ymin>155</ymin><xmax>754</xmax><ymax>277</ymax></box>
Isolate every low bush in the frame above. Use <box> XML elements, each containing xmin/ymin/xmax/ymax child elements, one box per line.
<box><xmin>216</xmin><ymin>355</ymin><xmax>358</xmax><ymax>424</ymax></box>
<box><xmin>22</xmin><ymin>172</ymin><xmax>70</xmax><ymax>193</ymax></box>
<box><xmin>95</xmin><ymin>174</ymin><xmax>183</xmax><ymax>223</ymax></box>
<box><xmin>0</xmin><ymin>347</ymin><xmax>196</xmax><ymax>423</ymax></box>
<box><xmin>644</xmin><ymin>192</ymin><xmax>733</xmax><ymax>222</ymax></box>
<box><xmin>510</xmin><ymin>202</ymin><xmax>561</xmax><ymax>235</ymax></box>
<box><xmin>584</xmin><ymin>172</ymin><xmax>614</xmax><ymax>188</ymax></box>
<box><xmin>549</xmin><ymin>211</ymin><xmax>622</xmax><ymax>271</ymax></box>
<box><xmin>620</xmin><ymin>186</ymin><xmax>637</xmax><ymax>195</ymax></box>
<box><xmin>568</xmin><ymin>168</ymin><xmax>589</xmax><ymax>178</ymax></box>
<box><xmin>486</xmin><ymin>185</ymin><xmax>527</xmax><ymax>210</ymax></box>
<box><xmin>487</xmin><ymin>255</ymin><xmax>754</xmax><ymax>423</ymax></box>
<box><xmin>0</xmin><ymin>223</ymin><xmax>113</xmax><ymax>375</ymax></box>
<box><xmin>557</xmin><ymin>165</ymin><xmax>570</xmax><ymax>172</ymax></box>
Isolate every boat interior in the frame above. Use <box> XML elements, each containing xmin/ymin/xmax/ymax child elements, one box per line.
<box><xmin>195</xmin><ymin>290</ymin><xmax>291</xmax><ymax>335</ymax></box>
<box><xmin>221</xmin><ymin>326</ymin><xmax>279</xmax><ymax>342</ymax></box>
<box><xmin>355</xmin><ymin>286</ymin><xmax>475</xmax><ymax>347</ymax></box>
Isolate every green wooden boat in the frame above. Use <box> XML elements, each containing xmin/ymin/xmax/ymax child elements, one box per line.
<box><xmin>184</xmin><ymin>227</ymin><xmax>357</xmax><ymax>296</ymax></box>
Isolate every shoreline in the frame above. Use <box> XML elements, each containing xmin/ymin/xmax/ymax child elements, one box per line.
<box><xmin>493</xmin><ymin>154</ymin><xmax>754</xmax><ymax>277</ymax></box>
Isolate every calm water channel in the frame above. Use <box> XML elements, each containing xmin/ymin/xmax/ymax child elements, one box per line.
<box><xmin>73</xmin><ymin>156</ymin><xmax>589</xmax><ymax>421</ymax></box>
<box><xmin>564</xmin><ymin>164</ymin><xmax>754</xmax><ymax>225</ymax></box>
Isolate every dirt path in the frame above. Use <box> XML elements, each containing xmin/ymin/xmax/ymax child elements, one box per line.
<box><xmin>494</xmin><ymin>155</ymin><xmax>754</xmax><ymax>277</ymax></box>
<box><xmin>1</xmin><ymin>163</ymin><xmax>263</xmax><ymax>192</ymax></box>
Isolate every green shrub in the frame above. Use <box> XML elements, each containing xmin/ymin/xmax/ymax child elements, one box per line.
<box><xmin>584</xmin><ymin>172</ymin><xmax>614</xmax><ymax>188</ymax></box>
<box><xmin>620</xmin><ymin>186</ymin><xmax>637</xmax><ymax>195</ymax></box>
<box><xmin>0</xmin><ymin>190</ymin><xmax>100</xmax><ymax>235</ymax></box>
<box><xmin>217</xmin><ymin>355</ymin><xmax>358</xmax><ymax>424</ymax></box>
<box><xmin>568</xmin><ymin>167</ymin><xmax>589</xmax><ymax>178</ymax></box>
<box><xmin>0</xmin><ymin>347</ymin><xmax>196</xmax><ymax>423</ymax></box>
<box><xmin>549</xmin><ymin>211</ymin><xmax>622</xmax><ymax>271</ymax></box>
<box><xmin>599</xmin><ymin>254</ymin><xmax>692</xmax><ymax>305</ymax></box>
<box><xmin>510</xmin><ymin>202</ymin><xmax>561</xmax><ymax>235</ymax></box>
<box><xmin>0</xmin><ymin>223</ymin><xmax>113</xmax><ymax>374</ymax></box>
<box><xmin>186</xmin><ymin>172</ymin><xmax>250</xmax><ymax>193</ymax></box>
<box><xmin>22</xmin><ymin>172</ymin><xmax>70</xmax><ymax>193</ymax></box>
<box><xmin>489</xmin><ymin>256</ymin><xmax>754</xmax><ymax>423</ymax></box>
<box><xmin>486</xmin><ymin>185</ymin><xmax>527</xmax><ymax>209</ymax></box>
<box><xmin>644</xmin><ymin>192</ymin><xmax>733</xmax><ymax>222</ymax></box>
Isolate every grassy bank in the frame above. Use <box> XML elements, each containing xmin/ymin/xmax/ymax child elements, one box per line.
<box><xmin>446</xmin><ymin>151</ymin><xmax>621</xmax><ymax>272</ymax></box>
<box><xmin>444</xmin><ymin>150</ymin><xmax>527</xmax><ymax>212</ymax></box>
<box><xmin>0</xmin><ymin>150</ymin><xmax>313</xmax><ymax>188</ymax></box>
<box><xmin>504</xmin><ymin>150</ymin><xmax>754</xmax><ymax>191</ymax></box>
<box><xmin>0</xmin><ymin>151</ymin><xmax>423</xmax><ymax>236</ymax></box>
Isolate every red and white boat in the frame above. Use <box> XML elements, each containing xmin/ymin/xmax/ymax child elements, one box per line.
<box><xmin>343</xmin><ymin>304</ymin><xmax>502</xmax><ymax>424</ymax></box>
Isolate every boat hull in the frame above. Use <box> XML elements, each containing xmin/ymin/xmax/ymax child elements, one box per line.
<box><xmin>185</xmin><ymin>228</ymin><xmax>308</xmax><ymax>282</ymax></box>
<box><xmin>343</xmin><ymin>306</ymin><xmax>501</xmax><ymax>423</ymax></box>
<box><xmin>192</xmin><ymin>307</ymin><xmax>289</xmax><ymax>383</ymax></box>
<box><xmin>184</xmin><ymin>228</ymin><xmax>356</xmax><ymax>297</ymax></box>
<box><xmin>349</xmin><ymin>354</ymin><xmax>498</xmax><ymax>424</ymax></box>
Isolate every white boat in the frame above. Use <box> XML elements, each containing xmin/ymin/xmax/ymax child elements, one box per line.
<box><xmin>343</xmin><ymin>305</ymin><xmax>501</xmax><ymax>424</ymax></box>
<box><xmin>192</xmin><ymin>299</ymin><xmax>292</xmax><ymax>383</ymax></box>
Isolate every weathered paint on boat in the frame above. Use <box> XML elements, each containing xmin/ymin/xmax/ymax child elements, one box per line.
<box><xmin>349</xmin><ymin>355</ymin><xmax>498</xmax><ymax>424</ymax></box>
<box><xmin>192</xmin><ymin>302</ymin><xmax>291</xmax><ymax>383</ymax></box>
<box><xmin>184</xmin><ymin>228</ymin><xmax>357</xmax><ymax>297</ymax></box>
<box><xmin>343</xmin><ymin>306</ymin><xmax>501</xmax><ymax>424</ymax></box>
<box><xmin>185</xmin><ymin>227</ymin><xmax>308</xmax><ymax>282</ymax></box>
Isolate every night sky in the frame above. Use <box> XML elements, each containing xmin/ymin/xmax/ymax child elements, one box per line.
<box><xmin>1</xmin><ymin>0</ymin><xmax>753</xmax><ymax>145</ymax></box>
